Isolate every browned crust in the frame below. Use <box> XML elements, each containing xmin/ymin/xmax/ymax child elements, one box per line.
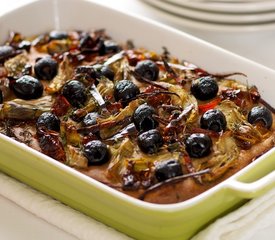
<box><xmin>141</xmin><ymin>130</ymin><xmax>275</xmax><ymax>204</ymax></box>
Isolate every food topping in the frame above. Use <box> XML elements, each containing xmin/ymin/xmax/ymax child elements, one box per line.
<box><xmin>134</xmin><ymin>59</ymin><xmax>159</xmax><ymax>81</ymax></box>
<box><xmin>0</xmin><ymin>30</ymin><xmax>274</xmax><ymax>204</ymax></box>
<box><xmin>137</xmin><ymin>129</ymin><xmax>164</xmax><ymax>154</ymax></box>
<box><xmin>83</xmin><ymin>140</ymin><xmax>110</xmax><ymax>165</ymax></box>
<box><xmin>132</xmin><ymin>103</ymin><xmax>158</xmax><ymax>132</ymax></box>
<box><xmin>248</xmin><ymin>106</ymin><xmax>273</xmax><ymax>129</ymax></box>
<box><xmin>34</xmin><ymin>56</ymin><xmax>58</xmax><ymax>80</ymax></box>
<box><xmin>154</xmin><ymin>159</ymin><xmax>183</xmax><ymax>182</ymax></box>
<box><xmin>185</xmin><ymin>133</ymin><xmax>212</xmax><ymax>158</ymax></box>
<box><xmin>36</xmin><ymin>112</ymin><xmax>60</xmax><ymax>132</ymax></box>
<box><xmin>200</xmin><ymin>109</ymin><xmax>227</xmax><ymax>132</ymax></box>
<box><xmin>61</xmin><ymin>80</ymin><xmax>87</xmax><ymax>108</ymax></box>
<box><xmin>191</xmin><ymin>76</ymin><xmax>219</xmax><ymax>101</ymax></box>
<box><xmin>13</xmin><ymin>75</ymin><xmax>43</xmax><ymax>100</ymax></box>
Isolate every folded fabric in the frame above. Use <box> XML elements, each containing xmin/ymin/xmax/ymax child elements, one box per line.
<box><xmin>192</xmin><ymin>186</ymin><xmax>275</xmax><ymax>240</ymax></box>
<box><xmin>0</xmin><ymin>171</ymin><xmax>274</xmax><ymax>240</ymax></box>
<box><xmin>0</xmin><ymin>172</ymin><xmax>132</xmax><ymax>240</ymax></box>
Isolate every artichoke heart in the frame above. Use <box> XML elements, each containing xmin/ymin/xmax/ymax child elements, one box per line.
<box><xmin>46</xmin><ymin>56</ymin><xmax>74</xmax><ymax>94</ymax></box>
<box><xmin>217</xmin><ymin>100</ymin><xmax>262</xmax><ymax>146</ymax></box>
<box><xmin>168</xmin><ymin>84</ymin><xmax>199</xmax><ymax>123</ymax></box>
<box><xmin>196</xmin><ymin>133</ymin><xmax>240</xmax><ymax>181</ymax></box>
<box><xmin>0</xmin><ymin>96</ymin><xmax>53</xmax><ymax>120</ymax></box>
<box><xmin>98</xmin><ymin>99</ymin><xmax>141</xmax><ymax>139</ymax></box>
<box><xmin>97</xmin><ymin>76</ymin><xmax>114</xmax><ymax>100</ymax></box>
<box><xmin>4</xmin><ymin>52</ymin><xmax>28</xmax><ymax>78</ymax></box>
<box><xmin>66</xmin><ymin>145</ymin><xmax>88</xmax><ymax>169</ymax></box>
<box><xmin>108</xmin><ymin>136</ymin><xmax>181</xmax><ymax>180</ymax></box>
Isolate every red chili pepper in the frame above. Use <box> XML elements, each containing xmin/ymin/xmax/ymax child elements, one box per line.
<box><xmin>198</xmin><ymin>97</ymin><xmax>221</xmax><ymax>114</ymax></box>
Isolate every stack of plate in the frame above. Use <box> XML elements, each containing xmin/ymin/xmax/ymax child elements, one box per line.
<box><xmin>142</xmin><ymin>0</ymin><xmax>275</xmax><ymax>31</ymax></box>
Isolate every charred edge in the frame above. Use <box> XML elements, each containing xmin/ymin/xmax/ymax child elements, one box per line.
<box><xmin>161</xmin><ymin>57</ymin><xmax>178</xmax><ymax>78</ymax></box>
<box><xmin>137</xmin><ymin>90</ymin><xmax>180</xmax><ymax>99</ymax></box>
<box><xmin>131</xmin><ymin>71</ymin><xmax>168</xmax><ymax>90</ymax></box>
<box><xmin>138</xmin><ymin>169</ymin><xmax>211</xmax><ymax>200</ymax></box>
<box><xmin>211</xmin><ymin>72</ymin><xmax>247</xmax><ymax>79</ymax></box>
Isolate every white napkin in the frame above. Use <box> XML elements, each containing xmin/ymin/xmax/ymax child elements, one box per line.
<box><xmin>0</xmin><ymin>172</ymin><xmax>132</xmax><ymax>240</ymax></box>
<box><xmin>0</xmin><ymin>171</ymin><xmax>275</xmax><ymax>240</ymax></box>
<box><xmin>192</xmin><ymin>186</ymin><xmax>275</xmax><ymax>240</ymax></box>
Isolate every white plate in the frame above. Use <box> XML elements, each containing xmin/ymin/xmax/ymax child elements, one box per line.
<box><xmin>166</xmin><ymin>0</ymin><xmax>275</xmax><ymax>14</ymax></box>
<box><xmin>144</xmin><ymin>0</ymin><xmax>275</xmax><ymax>24</ymax></box>
<box><xmin>142</xmin><ymin>0</ymin><xmax>275</xmax><ymax>31</ymax></box>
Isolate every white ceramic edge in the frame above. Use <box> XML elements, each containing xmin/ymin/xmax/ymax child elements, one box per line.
<box><xmin>166</xmin><ymin>0</ymin><xmax>275</xmax><ymax>13</ymax></box>
<box><xmin>142</xmin><ymin>0</ymin><xmax>275</xmax><ymax>32</ymax></box>
<box><xmin>145</xmin><ymin>0</ymin><xmax>275</xmax><ymax>24</ymax></box>
<box><xmin>0</xmin><ymin>0</ymin><xmax>274</xmax><ymax>212</ymax></box>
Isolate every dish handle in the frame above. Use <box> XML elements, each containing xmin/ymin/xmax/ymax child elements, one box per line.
<box><xmin>225</xmin><ymin>170</ymin><xmax>275</xmax><ymax>199</ymax></box>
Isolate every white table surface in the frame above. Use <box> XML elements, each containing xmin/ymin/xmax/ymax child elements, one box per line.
<box><xmin>0</xmin><ymin>0</ymin><xmax>274</xmax><ymax>240</ymax></box>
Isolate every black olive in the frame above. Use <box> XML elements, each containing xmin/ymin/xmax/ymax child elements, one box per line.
<box><xmin>200</xmin><ymin>109</ymin><xmax>227</xmax><ymax>132</ymax></box>
<box><xmin>34</xmin><ymin>56</ymin><xmax>58</xmax><ymax>80</ymax></box>
<box><xmin>114</xmin><ymin>80</ymin><xmax>140</xmax><ymax>105</ymax></box>
<box><xmin>36</xmin><ymin>112</ymin><xmax>60</xmax><ymax>132</ymax></box>
<box><xmin>185</xmin><ymin>133</ymin><xmax>212</xmax><ymax>158</ymax></box>
<box><xmin>82</xmin><ymin>112</ymin><xmax>99</xmax><ymax>126</ymax></box>
<box><xmin>13</xmin><ymin>75</ymin><xmax>43</xmax><ymax>100</ymax></box>
<box><xmin>191</xmin><ymin>76</ymin><xmax>219</xmax><ymax>101</ymax></box>
<box><xmin>134</xmin><ymin>60</ymin><xmax>159</xmax><ymax>81</ymax></box>
<box><xmin>0</xmin><ymin>45</ymin><xmax>15</xmax><ymax>62</ymax></box>
<box><xmin>49</xmin><ymin>31</ymin><xmax>68</xmax><ymax>40</ymax></box>
<box><xmin>83</xmin><ymin>140</ymin><xmax>110</xmax><ymax>165</ymax></box>
<box><xmin>133</xmin><ymin>103</ymin><xmax>158</xmax><ymax>132</ymax></box>
<box><xmin>18</xmin><ymin>40</ymin><xmax>31</xmax><ymax>52</ymax></box>
<box><xmin>155</xmin><ymin>159</ymin><xmax>183</xmax><ymax>182</ymax></box>
<box><xmin>79</xmin><ymin>33</ymin><xmax>94</xmax><ymax>50</ymax></box>
<box><xmin>101</xmin><ymin>65</ymin><xmax>115</xmax><ymax>80</ymax></box>
<box><xmin>76</xmin><ymin>65</ymin><xmax>98</xmax><ymax>81</ymax></box>
<box><xmin>103</xmin><ymin>40</ymin><xmax>120</xmax><ymax>54</ymax></box>
<box><xmin>61</xmin><ymin>80</ymin><xmax>87</xmax><ymax>108</ymax></box>
<box><xmin>137</xmin><ymin>129</ymin><xmax>163</xmax><ymax>154</ymax></box>
<box><xmin>248</xmin><ymin>106</ymin><xmax>273</xmax><ymax>129</ymax></box>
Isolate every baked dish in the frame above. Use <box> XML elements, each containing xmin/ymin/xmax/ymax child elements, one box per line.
<box><xmin>0</xmin><ymin>30</ymin><xmax>274</xmax><ymax>204</ymax></box>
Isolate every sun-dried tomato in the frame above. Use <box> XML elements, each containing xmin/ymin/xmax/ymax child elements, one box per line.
<box><xmin>51</xmin><ymin>95</ymin><xmax>71</xmax><ymax>116</ymax></box>
<box><xmin>143</xmin><ymin>85</ymin><xmax>171</xmax><ymax>107</ymax></box>
<box><xmin>37</xmin><ymin>128</ymin><xmax>66</xmax><ymax>162</ymax></box>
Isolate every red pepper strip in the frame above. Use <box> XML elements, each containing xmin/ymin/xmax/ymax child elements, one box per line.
<box><xmin>198</xmin><ymin>97</ymin><xmax>221</xmax><ymax>114</ymax></box>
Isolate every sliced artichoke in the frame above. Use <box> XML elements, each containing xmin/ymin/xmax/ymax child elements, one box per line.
<box><xmin>66</xmin><ymin>145</ymin><xmax>88</xmax><ymax>169</ymax></box>
<box><xmin>4</xmin><ymin>52</ymin><xmax>28</xmax><ymax>78</ymax></box>
<box><xmin>0</xmin><ymin>95</ymin><xmax>53</xmax><ymax>120</ymax></box>
<box><xmin>97</xmin><ymin>99</ymin><xmax>141</xmax><ymax>139</ymax></box>
<box><xmin>195</xmin><ymin>133</ymin><xmax>239</xmax><ymax>181</ymax></box>
<box><xmin>46</xmin><ymin>56</ymin><xmax>74</xmax><ymax>94</ymax></box>
<box><xmin>217</xmin><ymin>100</ymin><xmax>262</xmax><ymax>146</ymax></box>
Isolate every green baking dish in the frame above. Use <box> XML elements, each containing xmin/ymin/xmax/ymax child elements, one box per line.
<box><xmin>0</xmin><ymin>0</ymin><xmax>275</xmax><ymax>239</ymax></box>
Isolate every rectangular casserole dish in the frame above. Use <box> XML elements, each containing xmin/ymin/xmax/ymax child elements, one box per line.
<box><xmin>0</xmin><ymin>0</ymin><xmax>275</xmax><ymax>239</ymax></box>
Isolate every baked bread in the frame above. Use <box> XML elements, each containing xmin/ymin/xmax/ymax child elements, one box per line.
<box><xmin>0</xmin><ymin>30</ymin><xmax>274</xmax><ymax>204</ymax></box>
